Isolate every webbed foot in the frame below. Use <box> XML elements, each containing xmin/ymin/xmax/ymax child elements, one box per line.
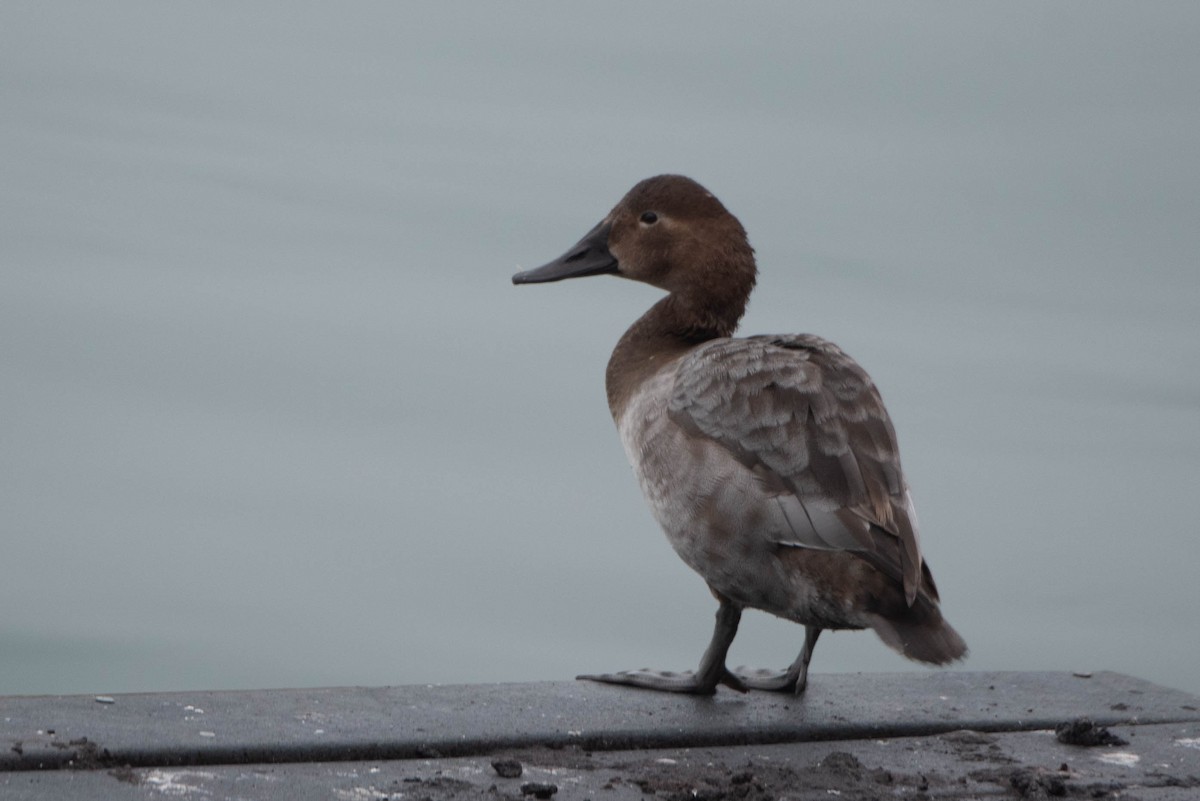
<box><xmin>577</xmin><ymin>599</ymin><xmax>748</xmax><ymax>695</ymax></box>
<box><xmin>577</xmin><ymin>667</ymin><xmax>746</xmax><ymax>695</ymax></box>
<box><xmin>733</xmin><ymin>625</ymin><xmax>822</xmax><ymax>695</ymax></box>
<box><xmin>732</xmin><ymin>666</ymin><xmax>808</xmax><ymax>693</ymax></box>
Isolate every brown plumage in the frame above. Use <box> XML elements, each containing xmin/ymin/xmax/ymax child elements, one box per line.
<box><xmin>514</xmin><ymin>174</ymin><xmax>966</xmax><ymax>695</ymax></box>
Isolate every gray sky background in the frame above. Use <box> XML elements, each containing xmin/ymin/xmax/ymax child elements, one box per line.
<box><xmin>2</xmin><ymin>2</ymin><xmax>1198</xmax><ymax>695</ymax></box>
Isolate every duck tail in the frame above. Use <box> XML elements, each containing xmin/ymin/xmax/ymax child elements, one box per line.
<box><xmin>868</xmin><ymin>598</ymin><xmax>968</xmax><ymax>665</ymax></box>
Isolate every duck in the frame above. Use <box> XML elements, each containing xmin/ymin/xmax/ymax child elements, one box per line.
<box><xmin>512</xmin><ymin>174</ymin><xmax>966</xmax><ymax>695</ymax></box>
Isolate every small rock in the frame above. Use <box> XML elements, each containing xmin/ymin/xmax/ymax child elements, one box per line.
<box><xmin>492</xmin><ymin>758</ymin><xmax>523</xmax><ymax>778</ymax></box>
<box><xmin>1055</xmin><ymin>718</ymin><xmax>1128</xmax><ymax>747</ymax></box>
<box><xmin>1010</xmin><ymin>767</ymin><xmax>1068</xmax><ymax>798</ymax></box>
<box><xmin>94</xmin><ymin>696</ymin><xmax>116</xmax><ymax>704</ymax></box>
<box><xmin>520</xmin><ymin>781</ymin><xmax>558</xmax><ymax>798</ymax></box>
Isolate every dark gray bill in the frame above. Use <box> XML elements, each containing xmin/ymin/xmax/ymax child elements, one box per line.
<box><xmin>512</xmin><ymin>220</ymin><xmax>617</xmax><ymax>285</ymax></box>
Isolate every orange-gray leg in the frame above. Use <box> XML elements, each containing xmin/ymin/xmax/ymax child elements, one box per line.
<box><xmin>577</xmin><ymin>601</ymin><xmax>748</xmax><ymax>695</ymax></box>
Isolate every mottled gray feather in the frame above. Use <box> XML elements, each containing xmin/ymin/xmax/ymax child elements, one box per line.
<box><xmin>667</xmin><ymin>334</ymin><xmax>926</xmax><ymax>605</ymax></box>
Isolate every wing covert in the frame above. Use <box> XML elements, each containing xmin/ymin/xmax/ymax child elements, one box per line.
<box><xmin>667</xmin><ymin>334</ymin><xmax>927</xmax><ymax>604</ymax></box>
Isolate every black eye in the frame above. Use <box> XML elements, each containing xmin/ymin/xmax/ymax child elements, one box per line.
<box><xmin>639</xmin><ymin>211</ymin><xmax>658</xmax><ymax>224</ymax></box>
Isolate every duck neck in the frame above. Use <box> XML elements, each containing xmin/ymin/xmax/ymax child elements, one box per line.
<box><xmin>605</xmin><ymin>290</ymin><xmax>749</xmax><ymax>420</ymax></box>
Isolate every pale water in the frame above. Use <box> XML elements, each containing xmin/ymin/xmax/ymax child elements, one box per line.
<box><xmin>2</xmin><ymin>3</ymin><xmax>1198</xmax><ymax>697</ymax></box>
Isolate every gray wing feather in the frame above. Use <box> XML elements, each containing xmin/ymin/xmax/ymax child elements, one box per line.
<box><xmin>668</xmin><ymin>334</ymin><xmax>927</xmax><ymax>605</ymax></box>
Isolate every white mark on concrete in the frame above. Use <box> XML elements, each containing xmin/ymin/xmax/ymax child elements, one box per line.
<box><xmin>1095</xmin><ymin>752</ymin><xmax>1140</xmax><ymax>767</ymax></box>
<box><xmin>1176</xmin><ymin>738</ymin><xmax>1200</xmax><ymax>750</ymax></box>
<box><xmin>143</xmin><ymin>769</ymin><xmax>216</xmax><ymax>796</ymax></box>
<box><xmin>198</xmin><ymin>731</ymin><xmax>216</xmax><ymax>738</ymax></box>
<box><xmin>453</xmin><ymin>764</ymin><xmax>487</xmax><ymax>777</ymax></box>
<box><xmin>95</xmin><ymin>696</ymin><xmax>115</xmax><ymax>704</ymax></box>
<box><xmin>333</xmin><ymin>787</ymin><xmax>388</xmax><ymax>800</ymax></box>
<box><xmin>655</xmin><ymin>758</ymin><xmax>677</xmax><ymax>765</ymax></box>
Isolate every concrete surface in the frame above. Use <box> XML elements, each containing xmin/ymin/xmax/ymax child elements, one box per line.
<box><xmin>3</xmin><ymin>671</ymin><xmax>1199</xmax><ymax>799</ymax></box>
